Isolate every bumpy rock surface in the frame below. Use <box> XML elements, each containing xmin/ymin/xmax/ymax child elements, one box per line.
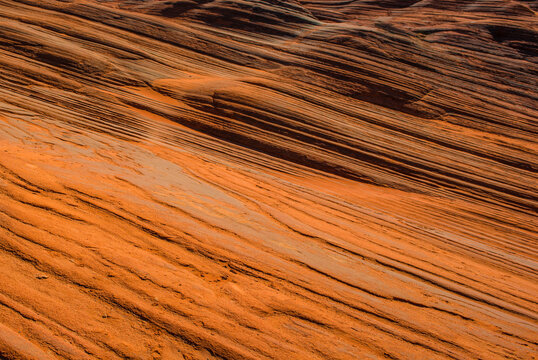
<box><xmin>0</xmin><ymin>0</ymin><xmax>537</xmax><ymax>359</ymax></box>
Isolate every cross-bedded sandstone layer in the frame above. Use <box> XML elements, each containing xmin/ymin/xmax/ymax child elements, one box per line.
<box><xmin>0</xmin><ymin>0</ymin><xmax>536</xmax><ymax>359</ymax></box>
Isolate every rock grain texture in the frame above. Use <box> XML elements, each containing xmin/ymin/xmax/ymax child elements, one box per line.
<box><xmin>0</xmin><ymin>0</ymin><xmax>537</xmax><ymax>359</ymax></box>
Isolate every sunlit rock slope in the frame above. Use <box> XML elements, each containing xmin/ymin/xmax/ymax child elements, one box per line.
<box><xmin>0</xmin><ymin>0</ymin><xmax>537</xmax><ymax>359</ymax></box>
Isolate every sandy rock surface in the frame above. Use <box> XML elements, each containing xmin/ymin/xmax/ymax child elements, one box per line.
<box><xmin>0</xmin><ymin>0</ymin><xmax>537</xmax><ymax>359</ymax></box>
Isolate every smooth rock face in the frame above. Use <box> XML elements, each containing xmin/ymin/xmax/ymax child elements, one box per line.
<box><xmin>0</xmin><ymin>0</ymin><xmax>536</xmax><ymax>359</ymax></box>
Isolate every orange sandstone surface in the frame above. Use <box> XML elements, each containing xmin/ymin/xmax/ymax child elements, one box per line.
<box><xmin>0</xmin><ymin>0</ymin><xmax>537</xmax><ymax>359</ymax></box>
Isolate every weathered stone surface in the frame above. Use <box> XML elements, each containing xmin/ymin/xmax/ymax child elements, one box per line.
<box><xmin>0</xmin><ymin>1</ymin><xmax>536</xmax><ymax>359</ymax></box>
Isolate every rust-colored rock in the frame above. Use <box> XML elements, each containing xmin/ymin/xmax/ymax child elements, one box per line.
<box><xmin>0</xmin><ymin>0</ymin><xmax>536</xmax><ymax>359</ymax></box>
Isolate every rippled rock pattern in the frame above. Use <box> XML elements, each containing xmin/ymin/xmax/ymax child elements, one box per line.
<box><xmin>0</xmin><ymin>0</ymin><xmax>537</xmax><ymax>359</ymax></box>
